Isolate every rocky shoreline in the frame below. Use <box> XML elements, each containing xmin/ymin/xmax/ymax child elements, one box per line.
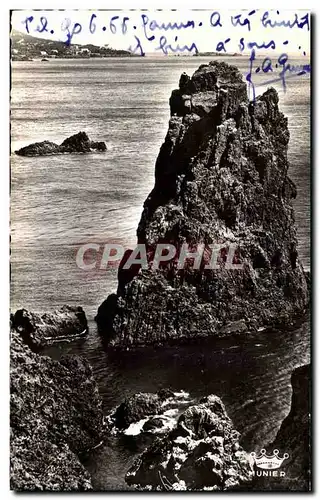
<box><xmin>10</xmin><ymin>326</ymin><xmax>105</xmax><ymax>491</ymax></box>
<box><xmin>11</xmin><ymin>306</ymin><xmax>88</xmax><ymax>349</ymax></box>
<box><xmin>108</xmin><ymin>365</ymin><xmax>311</xmax><ymax>492</ymax></box>
<box><xmin>10</xmin><ymin>304</ymin><xmax>310</xmax><ymax>491</ymax></box>
<box><xmin>125</xmin><ymin>394</ymin><xmax>254</xmax><ymax>491</ymax></box>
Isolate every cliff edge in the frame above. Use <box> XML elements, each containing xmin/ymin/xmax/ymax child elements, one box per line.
<box><xmin>270</xmin><ymin>364</ymin><xmax>311</xmax><ymax>491</ymax></box>
<box><xmin>10</xmin><ymin>328</ymin><xmax>104</xmax><ymax>490</ymax></box>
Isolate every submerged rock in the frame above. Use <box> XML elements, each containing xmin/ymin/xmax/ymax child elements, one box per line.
<box><xmin>143</xmin><ymin>417</ymin><xmax>165</xmax><ymax>432</ymax></box>
<box><xmin>125</xmin><ymin>394</ymin><xmax>253</xmax><ymax>491</ymax></box>
<box><xmin>11</xmin><ymin>305</ymin><xmax>88</xmax><ymax>348</ymax></box>
<box><xmin>96</xmin><ymin>60</ymin><xmax>309</xmax><ymax>348</ymax></box>
<box><xmin>107</xmin><ymin>389</ymin><xmax>174</xmax><ymax>431</ymax></box>
<box><xmin>15</xmin><ymin>131</ymin><xmax>106</xmax><ymax>156</ymax></box>
<box><xmin>10</xmin><ymin>330</ymin><xmax>104</xmax><ymax>491</ymax></box>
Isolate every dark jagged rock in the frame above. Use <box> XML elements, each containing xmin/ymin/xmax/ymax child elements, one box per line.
<box><xmin>125</xmin><ymin>394</ymin><xmax>253</xmax><ymax>491</ymax></box>
<box><xmin>10</xmin><ymin>330</ymin><xmax>104</xmax><ymax>491</ymax></box>
<box><xmin>16</xmin><ymin>140</ymin><xmax>60</xmax><ymax>155</ymax></box>
<box><xmin>267</xmin><ymin>364</ymin><xmax>311</xmax><ymax>491</ymax></box>
<box><xmin>11</xmin><ymin>305</ymin><xmax>88</xmax><ymax>348</ymax></box>
<box><xmin>59</xmin><ymin>132</ymin><xmax>106</xmax><ymax>153</ymax></box>
<box><xmin>15</xmin><ymin>131</ymin><xmax>107</xmax><ymax>156</ymax></box>
<box><xmin>96</xmin><ymin>60</ymin><xmax>309</xmax><ymax>348</ymax></box>
<box><xmin>143</xmin><ymin>417</ymin><xmax>165</xmax><ymax>432</ymax></box>
<box><xmin>107</xmin><ymin>389</ymin><xmax>174</xmax><ymax>431</ymax></box>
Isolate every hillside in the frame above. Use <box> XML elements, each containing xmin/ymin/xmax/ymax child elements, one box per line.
<box><xmin>11</xmin><ymin>29</ymin><xmax>132</xmax><ymax>60</ymax></box>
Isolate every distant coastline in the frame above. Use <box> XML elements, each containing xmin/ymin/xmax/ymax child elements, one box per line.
<box><xmin>11</xmin><ymin>29</ymin><xmax>134</xmax><ymax>60</ymax></box>
<box><xmin>11</xmin><ymin>55</ymin><xmax>137</xmax><ymax>61</ymax></box>
<box><xmin>194</xmin><ymin>52</ymin><xmax>243</xmax><ymax>57</ymax></box>
<box><xmin>11</xmin><ymin>30</ymin><xmax>245</xmax><ymax>61</ymax></box>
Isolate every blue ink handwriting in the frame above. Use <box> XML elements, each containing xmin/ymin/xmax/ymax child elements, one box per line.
<box><xmin>141</xmin><ymin>14</ymin><xmax>195</xmax><ymax>43</ymax></box>
<box><xmin>155</xmin><ymin>35</ymin><xmax>198</xmax><ymax>55</ymax></box>
<box><xmin>18</xmin><ymin>9</ymin><xmax>311</xmax><ymax>93</ymax></box>
<box><xmin>231</xmin><ymin>10</ymin><xmax>256</xmax><ymax>31</ymax></box>
<box><xmin>210</xmin><ymin>12</ymin><xmax>222</xmax><ymax>28</ymax></box>
<box><xmin>246</xmin><ymin>48</ymin><xmax>311</xmax><ymax>100</ymax></box>
<box><xmin>261</xmin><ymin>11</ymin><xmax>310</xmax><ymax>30</ymax></box>
<box><xmin>61</xmin><ymin>18</ymin><xmax>82</xmax><ymax>46</ymax></box>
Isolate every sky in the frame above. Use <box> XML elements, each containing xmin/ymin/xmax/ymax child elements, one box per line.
<box><xmin>11</xmin><ymin>9</ymin><xmax>310</xmax><ymax>56</ymax></box>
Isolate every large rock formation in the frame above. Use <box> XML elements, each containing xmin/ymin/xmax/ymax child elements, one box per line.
<box><xmin>125</xmin><ymin>394</ymin><xmax>254</xmax><ymax>491</ymax></box>
<box><xmin>96</xmin><ymin>61</ymin><xmax>309</xmax><ymax>347</ymax></box>
<box><xmin>15</xmin><ymin>131</ymin><xmax>106</xmax><ymax>156</ymax></box>
<box><xmin>10</xmin><ymin>329</ymin><xmax>104</xmax><ymax>491</ymax></box>
<box><xmin>11</xmin><ymin>305</ymin><xmax>88</xmax><ymax>349</ymax></box>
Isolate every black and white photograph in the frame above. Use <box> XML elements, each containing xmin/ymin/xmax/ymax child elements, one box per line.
<box><xmin>9</xmin><ymin>7</ymin><xmax>311</xmax><ymax>492</ymax></box>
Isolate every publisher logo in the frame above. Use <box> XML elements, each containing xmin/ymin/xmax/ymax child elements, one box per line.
<box><xmin>250</xmin><ymin>449</ymin><xmax>289</xmax><ymax>477</ymax></box>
